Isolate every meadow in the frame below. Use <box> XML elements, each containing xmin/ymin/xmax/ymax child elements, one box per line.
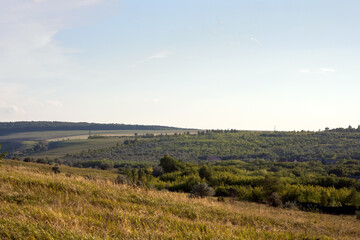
<box><xmin>0</xmin><ymin>160</ymin><xmax>359</xmax><ymax>240</ymax></box>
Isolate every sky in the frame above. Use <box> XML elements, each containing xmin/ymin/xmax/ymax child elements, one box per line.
<box><xmin>1</xmin><ymin>0</ymin><xmax>360</xmax><ymax>131</ymax></box>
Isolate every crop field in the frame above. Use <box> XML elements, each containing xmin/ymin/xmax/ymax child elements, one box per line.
<box><xmin>0</xmin><ymin>130</ymin><xmax>197</xmax><ymax>141</ymax></box>
<box><xmin>0</xmin><ymin>160</ymin><xmax>359</xmax><ymax>239</ymax></box>
<box><xmin>0</xmin><ymin>130</ymin><xmax>198</xmax><ymax>159</ymax></box>
<box><xmin>30</xmin><ymin>138</ymin><xmax>126</xmax><ymax>159</ymax></box>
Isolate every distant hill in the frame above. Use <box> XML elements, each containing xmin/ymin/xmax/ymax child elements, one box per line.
<box><xmin>0</xmin><ymin>121</ymin><xmax>189</xmax><ymax>135</ymax></box>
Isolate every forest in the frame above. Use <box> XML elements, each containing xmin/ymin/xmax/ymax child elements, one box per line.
<box><xmin>61</xmin><ymin>128</ymin><xmax>360</xmax><ymax>165</ymax></box>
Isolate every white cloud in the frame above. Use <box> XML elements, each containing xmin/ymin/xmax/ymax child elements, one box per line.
<box><xmin>320</xmin><ymin>68</ymin><xmax>336</xmax><ymax>73</ymax></box>
<box><xmin>47</xmin><ymin>100</ymin><xmax>63</xmax><ymax>107</ymax></box>
<box><xmin>250</xmin><ymin>37</ymin><xmax>260</xmax><ymax>44</ymax></box>
<box><xmin>128</xmin><ymin>50</ymin><xmax>171</xmax><ymax>68</ymax></box>
<box><xmin>300</xmin><ymin>69</ymin><xmax>310</xmax><ymax>73</ymax></box>
<box><xmin>147</xmin><ymin>51</ymin><xmax>171</xmax><ymax>60</ymax></box>
<box><xmin>0</xmin><ymin>1</ymin><xmax>110</xmax><ymax>85</ymax></box>
<box><xmin>0</xmin><ymin>1</ymin><xmax>112</xmax><ymax>120</ymax></box>
<box><xmin>0</xmin><ymin>104</ymin><xmax>27</xmax><ymax>115</ymax></box>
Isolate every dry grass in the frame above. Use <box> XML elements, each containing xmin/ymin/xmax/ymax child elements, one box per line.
<box><xmin>0</xmin><ymin>162</ymin><xmax>359</xmax><ymax>239</ymax></box>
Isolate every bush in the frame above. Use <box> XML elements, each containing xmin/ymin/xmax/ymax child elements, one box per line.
<box><xmin>52</xmin><ymin>165</ymin><xmax>60</xmax><ymax>174</ymax></box>
<box><xmin>190</xmin><ymin>183</ymin><xmax>215</xmax><ymax>198</ymax></box>
<box><xmin>283</xmin><ymin>201</ymin><xmax>298</xmax><ymax>210</ymax></box>
<box><xmin>217</xmin><ymin>196</ymin><xmax>225</xmax><ymax>202</ymax></box>
<box><xmin>115</xmin><ymin>175</ymin><xmax>129</xmax><ymax>185</ymax></box>
<box><xmin>152</xmin><ymin>165</ymin><xmax>164</xmax><ymax>177</ymax></box>
<box><xmin>267</xmin><ymin>192</ymin><xmax>283</xmax><ymax>207</ymax></box>
<box><xmin>356</xmin><ymin>211</ymin><xmax>360</xmax><ymax>220</ymax></box>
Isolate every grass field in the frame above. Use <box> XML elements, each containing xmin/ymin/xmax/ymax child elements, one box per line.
<box><xmin>0</xmin><ymin>130</ymin><xmax>197</xmax><ymax>141</ymax></box>
<box><xmin>0</xmin><ymin>160</ymin><xmax>359</xmax><ymax>239</ymax></box>
<box><xmin>30</xmin><ymin>138</ymin><xmax>126</xmax><ymax>159</ymax></box>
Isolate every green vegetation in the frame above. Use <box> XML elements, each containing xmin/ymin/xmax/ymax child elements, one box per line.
<box><xmin>0</xmin><ymin>121</ymin><xmax>187</xmax><ymax>136</ymax></box>
<box><xmin>114</xmin><ymin>156</ymin><xmax>360</xmax><ymax>215</ymax></box>
<box><xmin>60</xmin><ymin>129</ymin><xmax>360</xmax><ymax>166</ymax></box>
<box><xmin>0</xmin><ymin>160</ymin><xmax>359</xmax><ymax>239</ymax></box>
<box><xmin>4</xmin><ymin>128</ymin><xmax>360</xmax><ymax>216</ymax></box>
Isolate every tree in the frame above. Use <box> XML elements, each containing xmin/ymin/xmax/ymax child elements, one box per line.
<box><xmin>159</xmin><ymin>155</ymin><xmax>184</xmax><ymax>173</ymax></box>
<box><xmin>262</xmin><ymin>175</ymin><xmax>282</xmax><ymax>196</ymax></box>
<box><xmin>191</xmin><ymin>183</ymin><xmax>215</xmax><ymax>198</ymax></box>
<box><xmin>199</xmin><ymin>166</ymin><xmax>212</xmax><ymax>182</ymax></box>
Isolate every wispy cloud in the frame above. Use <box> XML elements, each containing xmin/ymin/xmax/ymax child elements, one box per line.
<box><xmin>300</xmin><ymin>69</ymin><xmax>310</xmax><ymax>73</ymax></box>
<box><xmin>250</xmin><ymin>37</ymin><xmax>260</xmax><ymax>44</ymax></box>
<box><xmin>0</xmin><ymin>1</ymin><xmax>110</xmax><ymax>120</ymax></box>
<box><xmin>128</xmin><ymin>50</ymin><xmax>171</xmax><ymax>68</ymax></box>
<box><xmin>0</xmin><ymin>104</ymin><xmax>26</xmax><ymax>115</ymax></box>
<box><xmin>47</xmin><ymin>100</ymin><xmax>63</xmax><ymax>107</ymax></box>
<box><xmin>0</xmin><ymin>0</ymin><xmax>109</xmax><ymax>83</ymax></box>
<box><xmin>320</xmin><ymin>68</ymin><xmax>336</xmax><ymax>73</ymax></box>
<box><xmin>147</xmin><ymin>51</ymin><xmax>171</xmax><ymax>60</ymax></box>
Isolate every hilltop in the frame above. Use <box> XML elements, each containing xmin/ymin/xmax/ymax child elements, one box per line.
<box><xmin>0</xmin><ymin>121</ymin><xmax>189</xmax><ymax>136</ymax></box>
<box><xmin>0</xmin><ymin>160</ymin><xmax>359</xmax><ymax>239</ymax></box>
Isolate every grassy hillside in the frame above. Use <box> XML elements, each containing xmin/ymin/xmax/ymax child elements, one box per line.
<box><xmin>0</xmin><ymin>160</ymin><xmax>359</xmax><ymax>239</ymax></box>
<box><xmin>1</xmin><ymin>130</ymin><xmax>198</xmax><ymax>158</ymax></box>
<box><xmin>0</xmin><ymin>121</ymin><xmax>187</xmax><ymax>136</ymax></box>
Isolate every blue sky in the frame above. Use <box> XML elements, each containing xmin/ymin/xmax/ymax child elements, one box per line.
<box><xmin>1</xmin><ymin>0</ymin><xmax>360</xmax><ymax>130</ymax></box>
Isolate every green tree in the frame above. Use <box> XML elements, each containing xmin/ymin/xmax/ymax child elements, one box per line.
<box><xmin>262</xmin><ymin>175</ymin><xmax>282</xmax><ymax>196</ymax></box>
<box><xmin>199</xmin><ymin>166</ymin><xmax>212</xmax><ymax>182</ymax></box>
<box><xmin>159</xmin><ymin>155</ymin><xmax>184</xmax><ymax>173</ymax></box>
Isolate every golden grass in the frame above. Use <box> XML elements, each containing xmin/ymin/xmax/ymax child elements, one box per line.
<box><xmin>0</xmin><ymin>162</ymin><xmax>359</xmax><ymax>239</ymax></box>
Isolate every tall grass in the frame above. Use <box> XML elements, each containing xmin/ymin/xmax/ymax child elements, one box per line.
<box><xmin>0</xmin><ymin>161</ymin><xmax>359</xmax><ymax>239</ymax></box>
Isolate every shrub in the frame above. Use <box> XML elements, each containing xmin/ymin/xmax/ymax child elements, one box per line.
<box><xmin>356</xmin><ymin>211</ymin><xmax>360</xmax><ymax>220</ymax></box>
<box><xmin>115</xmin><ymin>175</ymin><xmax>130</xmax><ymax>185</ymax></box>
<box><xmin>152</xmin><ymin>165</ymin><xmax>164</xmax><ymax>177</ymax></box>
<box><xmin>267</xmin><ymin>192</ymin><xmax>283</xmax><ymax>207</ymax></box>
<box><xmin>190</xmin><ymin>183</ymin><xmax>215</xmax><ymax>198</ymax></box>
<box><xmin>52</xmin><ymin>165</ymin><xmax>60</xmax><ymax>174</ymax></box>
<box><xmin>283</xmin><ymin>201</ymin><xmax>298</xmax><ymax>210</ymax></box>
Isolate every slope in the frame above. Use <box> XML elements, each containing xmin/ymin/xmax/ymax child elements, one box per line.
<box><xmin>0</xmin><ymin>160</ymin><xmax>359</xmax><ymax>239</ymax></box>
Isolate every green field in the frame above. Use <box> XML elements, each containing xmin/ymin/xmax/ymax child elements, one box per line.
<box><xmin>0</xmin><ymin>130</ymin><xmax>198</xmax><ymax>159</ymax></box>
<box><xmin>0</xmin><ymin>129</ymin><xmax>197</xmax><ymax>141</ymax></box>
<box><xmin>30</xmin><ymin>138</ymin><xmax>125</xmax><ymax>159</ymax></box>
<box><xmin>0</xmin><ymin>160</ymin><xmax>359</xmax><ymax>239</ymax></box>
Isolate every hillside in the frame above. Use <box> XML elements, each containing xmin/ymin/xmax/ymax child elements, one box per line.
<box><xmin>63</xmin><ymin>130</ymin><xmax>360</xmax><ymax>164</ymax></box>
<box><xmin>0</xmin><ymin>121</ymin><xmax>188</xmax><ymax>136</ymax></box>
<box><xmin>0</xmin><ymin>160</ymin><xmax>359</xmax><ymax>239</ymax></box>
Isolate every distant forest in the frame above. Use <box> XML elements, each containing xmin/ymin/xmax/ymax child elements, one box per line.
<box><xmin>0</xmin><ymin>121</ymin><xmax>187</xmax><ymax>135</ymax></box>
<box><xmin>63</xmin><ymin>128</ymin><xmax>360</xmax><ymax>165</ymax></box>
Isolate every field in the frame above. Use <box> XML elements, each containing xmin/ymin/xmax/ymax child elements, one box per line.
<box><xmin>0</xmin><ymin>130</ymin><xmax>197</xmax><ymax>141</ymax></box>
<box><xmin>0</xmin><ymin>130</ymin><xmax>198</xmax><ymax>159</ymax></box>
<box><xmin>0</xmin><ymin>160</ymin><xmax>359</xmax><ymax>239</ymax></box>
